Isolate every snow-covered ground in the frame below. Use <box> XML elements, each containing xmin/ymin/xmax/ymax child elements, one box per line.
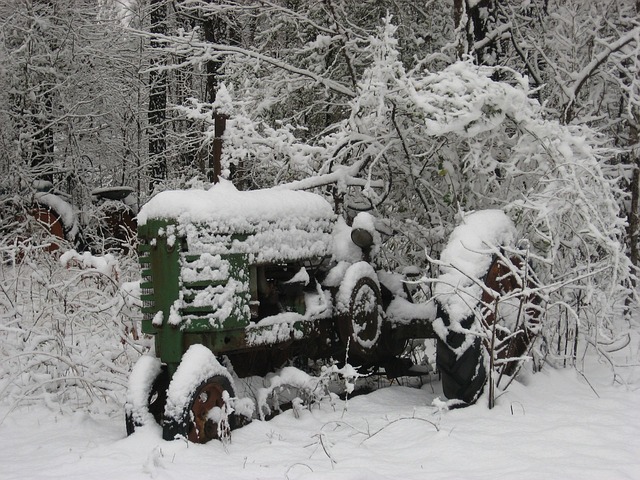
<box><xmin>1</xmin><ymin>363</ymin><xmax>638</xmax><ymax>480</ymax></box>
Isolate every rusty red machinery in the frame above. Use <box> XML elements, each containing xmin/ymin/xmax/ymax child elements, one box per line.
<box><xmin>7</xmin><ymin>185</ymin><xmax>138</xmax><ymax>255</ymax></box>
<box><xmin>89</xmin><ymin>187</ymin><xmax>137</xmax><ymax>253</ymax></box>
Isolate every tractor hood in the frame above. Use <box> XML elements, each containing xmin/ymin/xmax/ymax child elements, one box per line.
<box><xmin>137</xmin><ymin>179</ymin><xmax>336</xmax><ymax>263</ymax></box>
<box><xmin>138</xmin><ymin>179</ymin><xmax>335</xmax><ymax>229</ymax></box>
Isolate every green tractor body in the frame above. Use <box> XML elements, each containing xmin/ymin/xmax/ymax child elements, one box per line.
<box><xmin>128</xmin><ymin>180</ymin><xmax>526</xmax><ymax>443</ymax></box>
<box><xmin>137</xmin><ymin>181</ymin><xmax>359</xmax><ymax>378</ymax></box>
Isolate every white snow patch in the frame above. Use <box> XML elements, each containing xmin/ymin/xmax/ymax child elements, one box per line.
<box><xmin>322</xmin><ymin>260</ymin><xmax>352</xmax><ymax>288</ymax></box>
<box><xmin>138</xmin><ymin>178</ymin><xmax>334</xmax><ymax>229</ymax></box>
<box><xmin>212</xmin><ymin>82</ymin><xmax>233</xmax><ymax>115</ymax></box>
<box><xmin>285</xmin><ymin>266</ymin><xmax>309</xmax><ymax>286</ymax></box>
<box><xmin>386</xmin><ymin>297</ymin><xmax>438</xmax><ymax>324</ymax></box>
<box><xmin>34</xmin><ymin>191</ymin><xmax>78</xmax><ymax>239</ymax></box>
<box><xmin>332</xmin><ymin>217</ymin><xmax>364</xmax><ymax>263</ymax></box>
<box><xmin>2</xmin><ymin>363</ymin><xmax>640</xmax><ymax>480</ymax></box>
<box><xmin>60</xmin><ymin>249</ymin><xmax>120</xmax><ymax>280</ymax></box>
<box><xmin>246</xmin><ymin>312</ymin><xmax>305</xmax><ymax>345</ymax></box>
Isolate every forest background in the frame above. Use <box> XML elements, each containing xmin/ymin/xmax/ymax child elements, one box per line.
<box><xmin>1</xmin><ymin>0</ymin><xmax>640</xmax><ymax>415</ymax></box>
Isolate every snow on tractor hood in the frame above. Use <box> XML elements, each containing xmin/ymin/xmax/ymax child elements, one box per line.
<box><xmin>138</xmin><ymin>179</ymin><xmax>335</xmax><ymax>228</ymax></box>
<box><xmin>137</xmin><ymin>179</ymin><xmax>337</xmax><ymax>263</ymax></box>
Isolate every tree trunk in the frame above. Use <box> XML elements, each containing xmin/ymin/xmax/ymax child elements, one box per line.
<box><xmin>629</xmin><ymin>142</ymin><xmax>639</xmax><ymax>272</ymax></box>
<box><xmin>202</xmin><ymin>12</ymin><xmax>223</xmax><ymax>183</ymax></box>
<box><xmin>148</xmin><ymin>0</ymin><xmax>168</xmax><ymax>189</ymax></box>
<box><xmin>453</xmin><ymin>0</ymin><xmax>498</xmax><ymax>65</ymax></box>
<box><xmin>627</xmin><ymin>1</ymin><xmax>640</xmax><ymax>273</ymax></box>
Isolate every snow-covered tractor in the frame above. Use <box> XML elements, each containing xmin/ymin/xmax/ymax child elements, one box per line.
<box><xmin>125</xmin><ymin>180</ymin><xmax>539</xmax><ymax>443</ymax></box>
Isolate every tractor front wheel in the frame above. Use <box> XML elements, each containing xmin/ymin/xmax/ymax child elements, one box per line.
<box><xmin>186</xmin><ymin>375</ymin><xmax>235</xmax><ymax>443</ymax></box>
<box><xmin>125</xmin><ymin>356</ymin><xmax>169</xmax><ymax>435</ymax></box>
<box><xmin>162</xmin><ymin>344</ymin><xmax>238</xmax><ymax>443</ymax></box>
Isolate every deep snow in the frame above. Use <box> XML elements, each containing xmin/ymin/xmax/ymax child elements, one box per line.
<box><xmin>1</xmin><ymin>364</ymin><xmax>639</xmax><ymax>480</ymax></box>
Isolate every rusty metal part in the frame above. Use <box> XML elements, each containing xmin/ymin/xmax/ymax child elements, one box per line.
<box><xmin>29</xmin><ymin>205</ymin><xmax>65</xmax><ymax>251</ymax></box>
<box><xmin>187</xmin><ymin>375</ymin><xmax>234</xmax><ymax>443</ymax></box>
<box><xmin>481</xmin><ymin>255</ymin><xmax>541</xmax><ymax>376</ymax></box>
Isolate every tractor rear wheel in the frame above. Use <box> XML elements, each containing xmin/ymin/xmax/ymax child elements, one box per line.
<box><xmin>436</xmin><ymin>337</ymin><xmax>486</xmax><ymax>405</ymax></box>
<box><xmin>435</xmin><ymin>253</ymin><xmax>539</xmax><ymax>405</ymax></box>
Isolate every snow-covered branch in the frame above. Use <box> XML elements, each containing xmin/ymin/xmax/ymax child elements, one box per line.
<box><xmin>132</xmin><ymin>30</ymin><xmax>357</xmax><ymax>99</ymax></box>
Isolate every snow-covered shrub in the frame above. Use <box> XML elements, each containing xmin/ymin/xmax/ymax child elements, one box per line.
<box><xmin>407</xmin><ymin>59</ymin><xmax>632</xmax><ymax>375</ymax></box>
<box><xmin>0</xmin><ymin>245</ymin><xmax>146</xmax><ymax>413</ymax></box>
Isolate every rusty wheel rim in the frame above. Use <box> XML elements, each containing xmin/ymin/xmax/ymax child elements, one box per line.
<box><xmin>188</xmin><ymin>380</ymin><xmax>229</xmax><ymax>443</ymax></box>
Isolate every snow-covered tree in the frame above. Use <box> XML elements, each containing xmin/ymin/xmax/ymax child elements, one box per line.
<box><xmin>173</xmin><ymin>14</ymin><xmax>637</xmax><ymax>383</ymax></box>
<box><xmin>1</xmin><ymin>0</ymin><xmax>639</xmax><ymax>411</ymax></box>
